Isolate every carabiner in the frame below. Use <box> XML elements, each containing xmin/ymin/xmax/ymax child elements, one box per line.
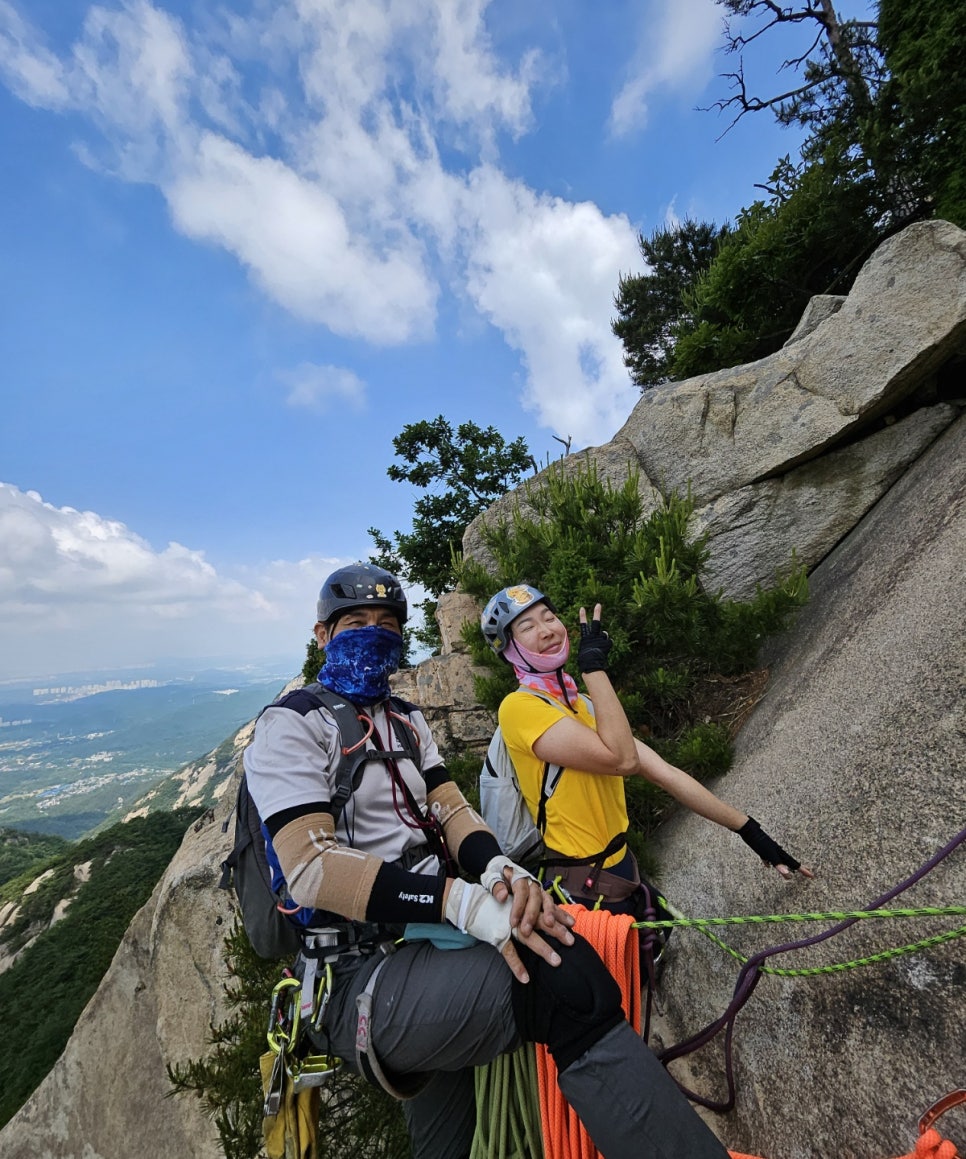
<box><xmin>266</xmin><ymin>975</ymin><xmax>302</xmax><ymax>1055</ymax></box>
<box><xmin>313</xmin><ymin>962</ymin><xmax>335</xmax><ymax>1032</ymax></box>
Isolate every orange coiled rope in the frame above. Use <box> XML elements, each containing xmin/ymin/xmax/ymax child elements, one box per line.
<box><xmin>535</xmin><ymin>906</ymin><xmax>640</xmax><ymax>1159</ymax></box>
<box><xmin>898</xmin><ymin>1129</ymin><xmax>961</xmax><ymax>1158</ymax></box>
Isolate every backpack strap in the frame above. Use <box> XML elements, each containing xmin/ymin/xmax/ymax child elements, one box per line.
<box><xmin>534</xmin><ymin>763</ymin><xmax>556</xmax><ymax>836</ymax></box>
<box><xmin>512</xmin><ymin>686</ymin><xmax>590</xmax><ymax>837</ymax></box>
<box><xmin>299</xmin><ymin>684</ymin><xmax>424</xmax><ymax>823</ymax></box>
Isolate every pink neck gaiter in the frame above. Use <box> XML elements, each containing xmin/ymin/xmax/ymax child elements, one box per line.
<box><xmin>505</xmin><ymin>636</ymin><xmax>579</xmax><ymax>709</ymax></box>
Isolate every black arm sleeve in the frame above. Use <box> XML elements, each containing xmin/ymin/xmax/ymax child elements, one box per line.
<box><xmin>458</xmin><ymin>830</ymin><xmax>504</xmax><ymax>876</ymax></box>
<box><xmin>366</xmin><ymin>862</ymin><xmax>446</xmax><ymax>923</ymax></box>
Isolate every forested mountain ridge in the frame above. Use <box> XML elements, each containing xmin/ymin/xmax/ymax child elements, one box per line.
<box><xmin>0</xmin><ymin>808</ymin><xmax>202</xmax><ymax>1129</ymax></box>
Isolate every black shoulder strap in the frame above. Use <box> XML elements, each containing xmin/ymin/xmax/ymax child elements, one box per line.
<box><xmin>386</xmin><ymin>695</ymin><xmax>423</xmax><ymax>769</ymax></box>
<box><xmin>300</xmin><ymin>684</ymin><xmax>424</xmax><ymax>823</ymax></box>
<box><xmin>535</xmin><ymin>763</ymin><xmax>553</xmax><ymax>835</ymax></box>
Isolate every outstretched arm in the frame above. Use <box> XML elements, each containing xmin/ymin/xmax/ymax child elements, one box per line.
<box><xmin>634</xmin><ymin>739</ymin><xmax>814</xmax><ymax>879</ymax></box>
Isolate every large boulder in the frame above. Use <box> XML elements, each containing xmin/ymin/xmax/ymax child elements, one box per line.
<box><xmin>464</xmin><ymin>220</ymin><xmax>966</xmax><ymax>600</ymax></box>
<box><xmin>617</xmin><ymin>220</ymin><xmax>966</xmax><ymax>506</ymax></box>
<box><xmin>693</xmin><ymin>402</ymin><xmax>958</xmax><ymax>599</ymax></box>
<box><xmin>649</xmin><ymin>413</ymin><xmax>966</xmax><ymax>1158</ymax></box>
<box><xmin>390</xmin><ymin>652</ymin><xmax>495</xmax><ymax>757</ymax></box>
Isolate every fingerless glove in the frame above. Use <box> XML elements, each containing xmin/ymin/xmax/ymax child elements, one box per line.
<box><xmin>577</xmin><ymin>616</ymin><xmax>612</xmax><ymax>673</ymax></box>
<box><xmin>737</xmin><ymin>817</ymin><xmax>801</xmax><ymax>872</ymax></box>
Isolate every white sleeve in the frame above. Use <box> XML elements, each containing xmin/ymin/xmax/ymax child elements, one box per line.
<box><xmin>243</xmin><ymin>705</ymin><xmax>341</xmax><ymax>822</ymax></box>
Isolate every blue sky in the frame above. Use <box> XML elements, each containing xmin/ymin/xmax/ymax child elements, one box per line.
<box><xmin>0</xmin><ymin>0</ymin><xmax>873</xmax><ymax>680</ymax></box>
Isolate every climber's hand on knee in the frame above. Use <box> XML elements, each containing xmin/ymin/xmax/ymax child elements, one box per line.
<box><xmin>502</xmin><ymin>924</ymin><xmax>562</xmax><ymax>984</ymax></box>
<box><xmin>504</xmin><ymin>886</ymin><xmax>576</xmax><ymax>983</ymax></box>
<box><xmin>503</xmin><ymin>870</ymin><xmax>575</xmax><ymax>945</ymax></box>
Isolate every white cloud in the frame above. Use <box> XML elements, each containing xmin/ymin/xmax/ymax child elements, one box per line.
<box><xmin>167</xmin><ymin>132</ymin><xmax>438</xmax><ymax>342</ymax></box>
<box><xmin>279</xmin><ymin>363</ymin><xmax>368</xmax><ymax>413</ymax></box>
<box><xmin>0</xmin><ymin>483</ymin><xmax>343</xmax><ymax>678</ymax></box>
<box><xmin>609</xmin><ymin>0</ymin><xmax>721</xmax><ymax>138</ymax></box>
<box><xmin>461</xmin><ymin>167</ymin><xmax>641</xmax><ymax>446</ymax></box>
<box><xmin>0</xmin><ymin>0</ymin><xmax>70</xmax><ymax>108</ymax></box>
<box><xmin>1</xmin><ymin>0</ymin><xmax>646</xmax><ymax>449</ymax></box>
<box><xmin>427</xmin><ymin>0</ymin><xmax>538</xmax><ymax>143</ymax></box>
<box><xmin>72</xmin><ymin>0</ymin><xmax>190</xmax><ymax>137</ymax></box>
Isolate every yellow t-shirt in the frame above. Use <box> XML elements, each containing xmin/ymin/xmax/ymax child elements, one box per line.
<box><xmin>498</xmin><ymin>688</ymin><xmax>629</xmax><ymax>869</ymax></box>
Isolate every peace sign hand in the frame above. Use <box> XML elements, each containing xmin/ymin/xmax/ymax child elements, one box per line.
<box><xmin>577</xmin><ymin>604</ymin><xmax>611</xmax><ymax>674</ymax></box>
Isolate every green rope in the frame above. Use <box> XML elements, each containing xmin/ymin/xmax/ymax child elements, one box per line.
<box><xmin>471</xmin><ymin>1043</ymin><xmax>544</xmax><ymax>1159</ymax></box>
<box><xmin>634</xmin><ymin>904</ymin><xmax>966</xmax><ymax>929</ymax></box>
<box><xmin>633</xmin><ymin>905</ymin><xmax>966</xmax><ymax>976</ymax></box>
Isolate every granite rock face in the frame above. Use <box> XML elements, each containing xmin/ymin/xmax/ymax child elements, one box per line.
<box><xmin>649</xmin><ymin>414</ymin><xmax>966</xmax><ymax>1159</ymax></box>
<box><xmin>464</xmin><ymin>220</ymin><xmax>966</xmax><ymax>599</ymax></box>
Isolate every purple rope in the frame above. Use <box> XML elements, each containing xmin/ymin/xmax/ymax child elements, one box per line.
<box><xmin>657</xmin><ymin>824</ymin><xmax>966</xmax><ymax>1112</ymax></box>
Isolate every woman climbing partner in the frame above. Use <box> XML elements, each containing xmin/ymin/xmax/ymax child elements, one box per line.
<box><xmin>481</xmin><ymin>584</ymin><xmax>813</xmax><ymax>931</ymax></box>
<box><xmin>244</xmin><ymin>563</ymin><xmax>730</xmax><ymax>1159</ymax></box>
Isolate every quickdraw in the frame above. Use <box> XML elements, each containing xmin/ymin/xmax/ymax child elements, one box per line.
<box><xmin>263</xmin><ymin>965</ymin><xmax>342</xmax><ymax>1117</ymax></box>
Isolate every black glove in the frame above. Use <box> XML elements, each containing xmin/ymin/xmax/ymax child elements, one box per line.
<box><xmin>577</xmin><ymin>614</ymin><xmax>612</xmax><ymax>674</ymax></box>
<box><xmin>737</xmin><ymin>817</ymin><xmax>801</xmax><ymax>872</ymax></box>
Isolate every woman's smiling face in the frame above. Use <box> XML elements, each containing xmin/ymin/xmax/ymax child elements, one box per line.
<box><xmin>510</xmin><ymin>601</ymin><xmax>568</xmax><ymax>654</ymax></box>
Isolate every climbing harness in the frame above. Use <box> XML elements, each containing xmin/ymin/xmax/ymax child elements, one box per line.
<box><xmin>353</xmin><ymin>949</ymin><xmax>432</xmax><ymax>1100</ymax></box>
<box><xmin>259</xmin><ymin>924</ymin><xmax>402</xmax><ymax>1158</ymax></box>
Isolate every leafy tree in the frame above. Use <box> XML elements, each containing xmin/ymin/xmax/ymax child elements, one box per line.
<box><xmin>610</xmin><ymin>3</ymin><xmax>891</xmax><ymax>383</ymax></box>
<box><xmin>671</xmin><ymin>146</ymin><xmax>885</xmax><ymax>376</ymax></box>
<box><xmin>712</xmin><ymin>1</ymin><xmax>885</xmax><ymax>156</ymax></box>
<box><xmin>614</xmin><ymin>1</ymin><xmax>966</xmax><ymax>383</ymax></box>
<box><xmin>456</xmin><ymin>463</ymin><xmax>807</xmax><ymax>850</ymax></box>
<box><xmin>369</xmin><ymin>417</ymin><xmax>534</xmax><ymax>651</ymax></box>
<box><xmin>611</xmin><ymin>220</ymin><xmax>731</xmax><ymax>389</ymax></box>
<box><xmin>875</xmin><ymin>0</ymin><xmax>966</xmax><ymax>229</ymax></box>
<box><xmin>302</xmin><ymin>636</ymin><xmax>322</xmax><ymax>685</ymax></box>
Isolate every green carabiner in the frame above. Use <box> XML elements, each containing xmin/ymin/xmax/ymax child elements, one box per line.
<box><xmin>266</xmin><ymin>975</ymin><xmax>302</xmax><ymax>1055</ymax></box>
<box><xmin>312</xmin><ymin>962</ymin><xmax>335</xmax><ymax>1032</ymax></box>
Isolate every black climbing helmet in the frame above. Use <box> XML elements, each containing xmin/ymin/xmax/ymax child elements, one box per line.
<box><xmin>317</xmin><ymin>563</ymin><xmax>408</xmax><ymax>626</ymax></box>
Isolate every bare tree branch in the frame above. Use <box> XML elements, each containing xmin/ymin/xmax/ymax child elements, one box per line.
<box><xmin>708</xmin><ymin>1</ymin><xmax>881</xmax><ymax>144</ymax></box>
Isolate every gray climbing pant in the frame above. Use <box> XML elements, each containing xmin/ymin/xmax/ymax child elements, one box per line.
<box><xmin>320</xmin><ymin>938</ymin><xmax>729</xmax><ymax>1159</ymax></box>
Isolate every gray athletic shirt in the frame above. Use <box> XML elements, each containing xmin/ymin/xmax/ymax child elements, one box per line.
<box><xmin>243</xmin><ymin>696</ymin><xmax>444</xmax><ymax>867</ymax></box>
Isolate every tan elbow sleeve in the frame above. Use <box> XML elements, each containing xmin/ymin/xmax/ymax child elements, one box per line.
<box><xmin>427</xmin><ymin>781</ymin><xmax>492</xmax><ymax>858</ymax></box>
<box><xmin>272</xmin><ymin>812</ymin><xmax>381</xmax><ymax>922</ymax></box>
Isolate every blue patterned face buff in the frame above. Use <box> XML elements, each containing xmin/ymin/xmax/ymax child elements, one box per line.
<box><xmin>317</xmin><ymin>625</ymin><xmax>404</xmax><ymax>703</ymax></box>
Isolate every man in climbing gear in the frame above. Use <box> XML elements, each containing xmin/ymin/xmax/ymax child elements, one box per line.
<box><xmin>243</xmin><ymin>562</ymin><xmax>730</xmax><ymax>1159</ymax></box>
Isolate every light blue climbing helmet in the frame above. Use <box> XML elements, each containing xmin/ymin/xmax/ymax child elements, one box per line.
<box><xmin>480</xmin><ymin>584</ymin><xmax>553</xmax><ymax>656</ymax></box>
